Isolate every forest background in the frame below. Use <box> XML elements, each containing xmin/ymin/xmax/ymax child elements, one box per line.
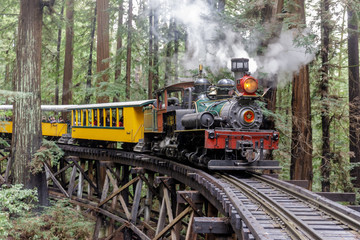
<box><xmin>0</xmin><ymin>0</ymin><xmax>359</xmax><ymax>195</ymax></box>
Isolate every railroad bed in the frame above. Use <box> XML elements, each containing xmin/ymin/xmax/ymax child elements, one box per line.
<box><xmin>217</xmin><ymin>174</ymin><xmax>360</xmax><ymax>239</ymax></box>
<box><xmin>48</xmin><ymin>145</ymin><xmax>360</xmax><ymax>239</ymax></box>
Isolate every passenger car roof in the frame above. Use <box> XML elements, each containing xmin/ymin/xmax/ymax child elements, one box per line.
<box><xmin>67</xmin><ymin>100</ymin><xmax>155</xmax><ymax>110</ymax></box>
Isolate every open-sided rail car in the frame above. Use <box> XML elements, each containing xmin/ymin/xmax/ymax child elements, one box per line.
<box><xmin>68</xmin><ymin>100</ymin><xmax>154</xmax><ymax>144</ymax></box>
<box><xmin>0</xmin><ymin>105</ymin><xmax>70</xmax><ymax>137</ymax></box>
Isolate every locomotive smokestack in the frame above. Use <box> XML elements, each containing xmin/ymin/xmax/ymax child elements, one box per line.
<box><xmin>231</xmin><ymin>58</ymin><xmax>249</xmax><ymax>80</ymax></box>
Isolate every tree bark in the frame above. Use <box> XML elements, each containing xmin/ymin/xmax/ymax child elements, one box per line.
<box><xmin>96</xmin><ymin>0</ymin><xmax>110</xmax><ymax>103</ymax></box>
<box><xmin>173</xmin><ymin>16</ymin><xmax>179</xmax><ymax>82</ymax></box>
<box><xmin>125</xmin><ymin>0</ymin><xmax>133</xmax><ymax>100</ymax></box>
<box><xmin>153</xmin><ymin>5</ymin><xmax>159</xmax><ymax>91</ymax></box>
<box><xmin>148</xmin><ymin>0</ymin><xmax>154</xmax><ymax>99</ymax></box>
<box><xmin>85</xmin><ymin>4</ymin><xmax>97</xmax><ymax>104</ymax></box>
<box><xmin>320</xmin><ymin>0</ymin><xmax>331</xmax><ymax>192</ymax></box>
<box><xmin>55</xmin><ymin>0</ymin><xmax>65</xmax><ymax>105</ymax></box>
<box><xmin>347</xmin><ymin>6</ymin><xmax>360</xmax><ymax>188</ymax></box>
<box><xmin>289</xmin><ymin>0</ymin><xmax>313</xmax><ymax>189</ymax></box>
<box><xmin>62</xmin><ymin>0</ymin><xmax>74</xmax><ymax>120</ymax></box>
<box><xmin>12</xmin><ymin>0</ymin><xmax>48</xmax><ymax>206</ymax></box>
<box><xmin>164</xmin><ymin>20</ymin><xmax>173</xmax><ymax>86</ymax></box>
<box><xmin>114</xmin><ymin>0</ymin><xmax>124</xmax><ymax>102</ymax></box>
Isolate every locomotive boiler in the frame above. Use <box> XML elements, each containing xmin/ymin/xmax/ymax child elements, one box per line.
<box><xmin>137</xmin><ymin>58</ymin><xmax>280</xmax><ymax>170</ymax></box>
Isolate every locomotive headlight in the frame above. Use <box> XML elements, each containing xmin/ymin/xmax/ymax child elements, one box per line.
<box><xmin>237</xmin><ymin>76</ymin><xmax>258</xmax><ymax>95</ymax></box>
<box><xmin>243</xmin><ymin>78</ymin><xmax>258</xmax><ymax>94</ymax></box>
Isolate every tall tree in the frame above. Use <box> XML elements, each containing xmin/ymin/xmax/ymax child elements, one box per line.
<box><xmin>125</xmin><ymin>0</ymin><xmax>133</xmax><ymax>100</ymax></box>
<box><xmin>12</xmin><ymin>0</ymin><xmax>48</xmax><ymax>205</ymax></box>
<box><xmin>320</xmin><ymin>0</ymin><xmax>331</xmax><ymax>192</ymax></box>
<box><xmin>114</xmin><ymin>0</ymin><xmax>124</xmax><ymax>102</ymax></box>
<box><xmin>164</xmin><ymin>20</ymin><xmax>173</xmax><ymax>86</ymax></box>
<box><xmin>96</xmin><ymin>0</ymin><xmax>110</xmax><ymax>103</ymax></box>
<box><xmin>347</xmin><ymin>4</ymin><xmax>360</xmax><ymax>188</ymax></box>
<box><xmin>148</xmin><ymin>0</ymin><xmax>154</xmax><ymax>99</ymax></box>
<box><xmin>85</xmin><ymin>4</ymin><xmax>97</xmax><ymax>104</ymax></box>
<box><xmin>289</xmin><ymin>0</ymin><xmax>313</xmax><ymax>189</ymax></box>
<box><xmin>62</xmin><ymin>0</ymin><xmax>74</xmax><ymax>109</ymax></box>
<box><xmin>153</xmin><ymin>3</ymin><xmax>159</xmax><ymax>91</ymax></box>
<box><xmin>55</xmin><ymin>0</ymin><xmax>65</xmax><ymax>105</ymax></box>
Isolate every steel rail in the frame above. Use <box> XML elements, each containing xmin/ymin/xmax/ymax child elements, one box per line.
<box><xmin>253</xmin><ymin>174</ymin><xmax>360</xmax><ymax>233</ymax></box>
<box><xmin>220</xmin><ymin>174</ymin><xmax>323</xmax><ymax>240</ymax></box>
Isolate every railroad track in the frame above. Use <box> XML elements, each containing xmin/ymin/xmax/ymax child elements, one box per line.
<box><xmin>55</xmin><ymin>145</ymin><xmax>360</xmax><ymax>239</ymax></box>
<box><xmin>217</xmin><ymin>173</ymin><xmax>360</xmax><ymax>240</ymax></box>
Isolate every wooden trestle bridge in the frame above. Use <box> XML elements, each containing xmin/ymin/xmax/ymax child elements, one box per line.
<box><xmin>1</xmin><ymin>145</ymin><xmax>360</xmax><ymax>240</ymax></box>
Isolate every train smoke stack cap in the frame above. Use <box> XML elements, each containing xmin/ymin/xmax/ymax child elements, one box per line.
<box><xmin>231</xmin><ymin>58</ymin><xmax>249</xmax><ymax>80</ymax></box>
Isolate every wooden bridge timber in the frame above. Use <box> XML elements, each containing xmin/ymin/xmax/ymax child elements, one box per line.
<box><xmin>1</xmin><ymin>144</ymin><xmax>360</xmax><ymax>240</ymax></box>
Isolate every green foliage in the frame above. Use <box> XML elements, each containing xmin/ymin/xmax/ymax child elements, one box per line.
<box><xmin>6</xmin><ymin>199</ymin><xmax>93</xmax><ymax>240</ymax></box>
<box><xmin>0</xmin><ymin>184</ymin><xmax>38</xmax><ymax>238</ymax></box>
<box><xmin>31</xmin><ymin>140</ymin><xmax>64</xmax><ymax>174</ymax></box>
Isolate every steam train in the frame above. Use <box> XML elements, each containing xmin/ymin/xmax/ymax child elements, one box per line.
<box><xmin>0</xmin><ymin>58</ymin><xmax>279</xmax><ymax>171</ymax></box>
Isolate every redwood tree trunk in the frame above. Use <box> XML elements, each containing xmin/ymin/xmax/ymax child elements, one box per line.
<box><xmin>153</xmin><ymin>5</ymin><xmax>159</xmax><ymax>91</ymax></box>
<box><xmin>55</xmin><ymin>0</ymin><xmax>65</xmax><ymax>105</ymax></box>
<box><xmin>148</xmin><ymin>0</ymin><xmax>154</xmax><ymax>99</ymax></box>
<box><xmin>62</xmin><ymin>0</ymin><xmax>74</xmax><ymax>120</ymax></box>
<box><xmin>347</xmin><ymin>7</ymin><xmax>360</xmax><ymax>188</ymax></box>
<box><xmin>85</xmin><ymin>4</ymin><xmax>97</xmax><ymax>104</ymax></box>
<box><xmin>291</xmin><ymin>65</ymin><xmax>313</xmax><ymax>188</ymax></box>
<box><xmin>12</xmin><ymin>0</ymin><xmax>48</xmax><ymax>205</ymax></box>
<box><xmin>289</xmin><ymin>0</ymin><xmax>313</xmax><ymax>189</ymax></box>
<box><xmin>96</xmin><ymin>0</ymin><xmax>110</xmax><ymax>103</ymax></box>
<box><xmin>125</xmin><ymin>0</ymin><xmax>133</xmax><ymax>100</ymax></box>
<box><xmin>114</xmin><ymin>0</ymin><xmax>124</xmax><ymax>102</ymax></box>
<box><xmin>320</xmin><ymin>0</ymin><xmax>331</xmax><ymax>192</ymax></box>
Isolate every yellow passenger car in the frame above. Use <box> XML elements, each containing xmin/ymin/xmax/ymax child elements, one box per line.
<box><xmin>0</xmin><ymin>105</ymin><xmax>70</xmax><ymax>137</ymax></box>
<box><xmin>69</xmin><ymin>100</ymin><xmax>155</xmax><ymax>143</ymax></box>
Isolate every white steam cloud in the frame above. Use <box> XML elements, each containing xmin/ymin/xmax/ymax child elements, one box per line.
<box><xmin>254</xmin><ymin>30</ymin><xmax>315</xmax><ymax>77</ymax></box>
<box><xmin>160</xmin><ymin>0</ymin><xmax>315</xmax><ymax>81</ymax></box>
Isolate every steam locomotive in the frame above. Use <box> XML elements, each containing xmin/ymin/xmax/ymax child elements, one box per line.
<box><xmin>136</xmin><ymin>58</ymin><xmax>280</xmax><ymax>170</ymax></box>
<box><xmin>0</xmin><ymin>58</ymin><xmax>279</xmax><ymax>171</ymax></box>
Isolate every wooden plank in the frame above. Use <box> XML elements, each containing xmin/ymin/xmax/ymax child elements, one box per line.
<box><xmin>71</xmin><ymin>157</ymin><xmax>100</xmax><ymax>196</ymax></box>
<box><xmin>316</xmin><ymin>192</ymin><xmax>356</xmax><ymax>202</ymax></box>
<box><xmin>100</xmin><ymin>175</ymin><xmax>110</xmax><ymax>202</ymax></box>
<box><xmin>153</xmin><ymin>206</ymin><xmax>192</xmax><ymax>240</ymax></box>
<box><xmin>46</xmin><ymin>163</ymin><xmax>73</xmax><ymax>181</ymax></box>
<box><xmin>104</xmin><ymin>224</ymin><xmax>127</xmax><ymax>240</ymax></box>
<box><xmin>177</xmin><ymin>191</ymin><xmax>203</xmax><ymax>204</ymax></box>
<box><xmin>98</xmin><ymin>176</ymin><xmax>140</xmax><ymax>207</ymax></box>
<box><xmin>185</xmin><ymin>210</ymin><xmax>197</xmax><ymax>240</ymax></box>
<box><xmin>131</xmin><ymin>179</ymin><xmax>143</xmax><ymax>224</ymax></box>
<box><xmin>285</xmin><ymin>180</ymin><xmax>309</xmax><ymax>189</ymax></box>
<box><xmin>347</xmin><ymin>205</ymin><xmax>360</xmax><ymax>212</ymax></box>
<box><xmin>163</xmin><ymin>187</ymin><xmax>176</xmax><ymax>240</ymax></box>
<box><xmin>156</xmin><ymin>197</ymin><xmax>167</xmax><ymax>235</ymax></box>
<box><xmin>179</xmin><ymin>191</ymin><xmax>204</xmax><ymax>217</ymax></box>
<box><xmin>144</xmin><ymin>173</ymin><xmax>154</xmax><ymax>224</ymax></box>
<box><xmin>44</xmin><ymin>163</ymin><xmax>69</xmax><ymax>198</ymax></box>
<box><xmin>193</xmin><ymin>217</ymin><xmax>231</xmax><ymax>234</ymax></box>
<box><xmin>67</xmin><ymin>166</ymin><xmax>78</xmax><ymax>196</ymax></box>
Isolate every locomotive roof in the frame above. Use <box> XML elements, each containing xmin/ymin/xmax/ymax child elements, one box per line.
<box><xmin>0</xmin><ymin>105</ymin><xmax>76</xmax><ymax>112</ymax></box>
<box><xmin>67</xmin><ymin>99</ymin><xmax>155</xmax><ymax>110</ymax></box>
<box><xmin>155</xmin><ymin>81</ymin><xmax>194</xmax><ymax>94</ymax></box>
